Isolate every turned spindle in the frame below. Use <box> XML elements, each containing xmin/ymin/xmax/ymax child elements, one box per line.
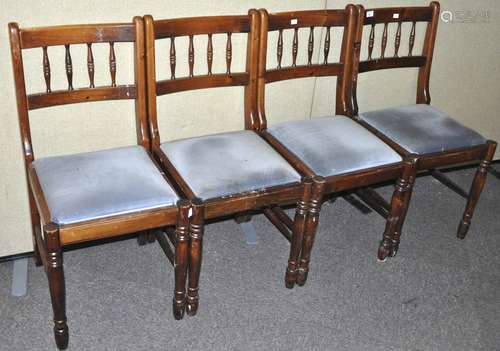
<box><xmin>170</xmin><ymin>37</ymin><xmax>176</xmax><ymax>79</ymax></box>
<box><xmin>307</xmin><ymin>27</ymin><xmax>314</xmax><ymax>66</ymax></box>
<box><xmin>64</xmin><ymin>45</ymin><xmax>73</xmax><ymax>90</ymax></box>
<box><xmin>109</xmin><ymin>42</ymin><xmax>116</xmax><ymax>87</ymax></box>
<box><xmin>207</xmin><ymin>34</ymin><xmax>213</xmax><ymax>75</ymax></box>
<box><xmin>277</xmin><ymin>29</ymin><xmax>283</xmax><ymax>69</ymax></box>
<box><xmin>292</xmin><ymin>28</ymin><xmax>298</xmax><ymax>67</ymax></box>
<box><xmin>394</xmin><ymin>21</ymin><xmax>402</xmax><ymax>57</ymax></box>
<box><xmin>42</xmin><ymin>46</ymin><xmax>51</xmax><ymax>93</ymax></box>
<box><xmin>408</xmin><ymin>21</ymin><xmax>416</xmax><ymax>56</ymax></box>
<box><xmin>87</xmin><ymin>43</ymin><xmax>95</xmax><ymax>88</ymax></box>
<box><xmin>381</xmin><ymin>23</ymin><xmax>388</xmax><ymax>59</ymax></box>
<box><xmin>188</xmin><ymin>35</ymin><xmax>194</xmax><ymax>77</ymax></box>
<box><xmin>368</xmin><ymin>24</ymin><xmax>375</xmax><ymax>60</ymax></box>
<box><xmin>323</xmin><ymin>27</ymin><xmax>331</xmax><ymax>64</ymax></box>
<box><xmin>226</xmin><ymin>32</ymin><xmax>232</xmax><ymax>74</ymax></box>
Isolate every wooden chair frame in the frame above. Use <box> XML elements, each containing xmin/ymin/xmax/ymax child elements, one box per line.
<box><xmin>144</xmin><ymin>10</ymin><xmax>319</xmax><ymax>316</ymax></box>
<box><xmin>254</xmin><ymin>5</ymin><xmax>419</xmax><ymax>270</ymax></box>
<box><xmin>351</xmin><ymin>2</ymin><xmax>497</xmax><ymax>245</ymax></box>
<box><xmin>9</xmin><ymin>17</ymin><xmax>188</xmax><ymax>350</ymax></box>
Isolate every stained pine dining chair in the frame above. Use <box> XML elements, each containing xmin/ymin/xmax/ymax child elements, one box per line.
<box><xmin>9</xmin><ymin>17</ymin><xmax>187</xmax><ymax>350</ymax></box>
<box><xmin>350</xmin><ymin>2</ymin><xmax>497</xmax><ymax>254</ymax></box>
<box><xmin>144</xmin><ymin>11</ymin><xmax>319</xmax><ymax>318</ymax></box>
<box><xmin>255</xmin><ymin>6</ymin><xmax>418</xmax><ymax>281</ymax></box>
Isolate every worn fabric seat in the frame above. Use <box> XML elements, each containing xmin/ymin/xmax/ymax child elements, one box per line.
<box><xmin>267</xmin><ymin>116</ymin><xmax>402</xmax><ymax>177</ymax></box>
<box><xmin>32</xmin><ymin>145</ymin><xmax>179</xmax><ymax>225</ymax></box>
<box><xmin>160</xmin><ymin>130</ymin><xmax>301</xmax><ymax>200</ymax></box>
<box><xmin>359</xmin><ymin>104</ymin><xmax>487</xmax><ymax>155</ymax></box>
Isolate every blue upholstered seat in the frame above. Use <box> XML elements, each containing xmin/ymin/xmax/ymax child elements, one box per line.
<box><xmin>358</xmin><ymin>104</ymin><xmax>486</xmax><ymax>155</ymax></box>
<box><xmin>32</xmin><ymin>146</ymin><xmax>179</xmax><ymax>225</ymax></box>
<box><xmin>267</xmin><ymin>116</ymin><xmax>402</xmax><ymax>177</ymax></box>
<box><xmin>160</xmin><ymin>130</ymin><xmax>301</xmax><ymax>200</ymax></box>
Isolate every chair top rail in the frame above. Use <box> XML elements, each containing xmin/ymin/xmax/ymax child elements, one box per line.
<box><xmin>19</xmin><ymin>23</ymin><xmax>135</xmax><ymax>49</ymax></box>
<box><xmin>153</xmin><ymin>15</ymin><xmax>251</xmax><ymax>39</ymax></box>
<box><xmin>267</xmin><ymin>9</ymin><xmax>347</xmax><ymax>31</ymax></box>
<box><xmin>362</xmin><ymin>6</ymin><xmax>433</xmax><ymax>25</ymax></box>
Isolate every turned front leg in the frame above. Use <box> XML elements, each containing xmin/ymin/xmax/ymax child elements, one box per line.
<box><xmin>458</xmin><ymin>141</ymin><xmax>497</xmax><ymax>239</ymax></box>
<box><xmin>390</xmin><ymin>156</ymin><xmax>418</xmax><ymax>257</ymax></box>
<box><xmin>297</xmin><ymin>176</ymin><xmax>325</xmax><ymax>286</ymax></box>
<box><xmin>173</xmin><ymin>200</ymin><xmax>190</xmax><ymax>320</ymax></box>
<box><xmin>45</xmin><ymin>223</ymin><xmax>69</xmax><ymax>350</ymax></box>
<box><xmin>285</xmin><ymin>177</ymin><xmax>312</xmax><ymax>289</ymax></box>
<box><xmin>186</xmin><ymin>199</ymin><xmax>205</xmax><ymax>316</ymax></box>
<box><xmin>379</xmin><ymin>157</ymin><xmax>415</xmax><ymax>261</ymax></box>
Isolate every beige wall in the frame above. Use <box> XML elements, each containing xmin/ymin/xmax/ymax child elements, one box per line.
<box><xmin>0</xmin><ymin>0</ymin><xmax>498</xmax><ymax>257</ymax></box>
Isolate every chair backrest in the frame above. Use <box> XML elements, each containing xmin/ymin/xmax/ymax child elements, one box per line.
<box><xmin>9</xmin><ymin>17</ymin><xmax>148</xmax><ymax>165</ymax></box>
<box><xmin>256</xmin><ymin>5</ymin><xmax>359</xmax><ymax>130</ymax></box>
<box><xmin>352</xmin><ymin>2</ymin><xmax>440</xmax><ymax>114</ymax></box>
<box><xmin>144</xmin><ymin>11</ymin><xmax>260</xmax><ymax>147</ymax></box>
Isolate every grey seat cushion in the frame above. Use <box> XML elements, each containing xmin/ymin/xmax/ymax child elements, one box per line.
<box><xmin>160</xmin><ymin>130</ymin><xmax>301</xmax><ymax>200</ymax></box>
<box><xmin>32</xmin><ymin>146</ymin><xmax>179</xmax><ymax>225</ymax></box>
<box><xmin>359</xmin><ymin>104</ymin><xmax>486</xmax><ymax>155</ymax></box>
<box><xmin>267</xmin><ymin>116</ymin><xmax>402</xmax><ymax>177</ymax></box>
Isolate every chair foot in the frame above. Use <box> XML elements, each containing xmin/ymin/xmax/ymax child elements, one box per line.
<box><xmin>186</xmin><ymin>287</ymin><xmax>199</xmax><ymax>316</ymax></box>
<box><xmin>296</xmin><ymin>268</ymin><xmax>308</xmax><ymax>286</ymax></box>
<box><xmin>390</xmin><ymin>236</ymin><xmax>400</xmax><ymax>257</ymax></box>
<box><xmin>186</xmin><ymin>293</ymin><xmax>199</xmax><ymax>317</ymax></box>
<box><xmin>53</xmin><ymin>322</ymin><xmax>69</xmax><ymax>350</ymax></box>
<box><xmin>172</xmin><ymin>297</ymin><xmax>185</xmax><ymax>320</ymax></box>
<box><xmin>457</xmin><ymin>218</ymin><xmax>470</xmax><ymax>240</ymax></box>
<box><xmin>377</xmin><ymin>240</ymin><xmax>391</xmax><ymax>261</ymax></box>
<box><xmin>284</xmin><ymin>269</ymin><xmax>296</xmax><ymax>289</ymax></box>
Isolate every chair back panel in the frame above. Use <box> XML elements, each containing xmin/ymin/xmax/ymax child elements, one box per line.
<box><xmin>9</xmin><ymin>17</ymin><xmax>148</xmax><ymax>163</ymax></box>
<box><xmin>257</xmin><ymin>6</ymin><xmax>359</xmax><ymax>128</ymax></box>
<box><xmin>145</xmin><ymin>11</ymin><xmax>260</xmax><ymax>145</ymax></box>
<box><xmin>352</xmin><ymin>2</ymin><xmax>440</xmax><ymax>113</ymax></box>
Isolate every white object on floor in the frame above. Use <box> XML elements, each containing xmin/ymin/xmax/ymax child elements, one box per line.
<box><xmin>240</xmin><ymin>221</ymin><xmax>258</xmax><ymax>245</ymax></box>
<box><xmin>11</xmin><ymin>258</ymin><xmax>28</xmax><ymax>297</ymax></box>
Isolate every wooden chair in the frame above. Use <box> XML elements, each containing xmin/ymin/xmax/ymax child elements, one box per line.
<box><xmin>144</xmin><ymin>10</ymin><xmax>343</xmax><ymax>315</ymax></box>
<box><xmin>255</xmin><ymin>6</ymin><xmax>419</xmax><ymax>273</ymax></box>
<box><xmin>351</xmin><ymin>2</ymin><xmax>497</xmax><ymax>252</ymax></box>
<box><xmin>9</xmin><ymin>17</ymin><xmax>188</xmax><ymax>350</ymax></box>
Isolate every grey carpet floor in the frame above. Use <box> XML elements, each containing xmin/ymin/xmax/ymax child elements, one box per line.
<box><xmin>1</xmin><ymin>166</ymin><xmax>500</xmax><ymax>351</ymax></box>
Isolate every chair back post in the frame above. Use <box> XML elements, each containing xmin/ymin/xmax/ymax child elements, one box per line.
<box><xmin>133</xmin><ymin>16</ymin><xmax>150</xmax><ymax>150</ymax></box>
<box><xmin>9</xmin><ymin>22</ymin><xmax>34</xmax><ymax>166</ymax></box>
<box><xmin>351</xmin><ymin>4</ymin><xmax>364</xmax><ymax>116</ymax></box>
<box><xmin>244</xmin><ymin>9</ymin><xmax>261</xmax><ymax>130</ymax></box>
<box><xmin>256</xmin><ymin>7</ymin><xmax>358</xmax><ymax>129</ymax></box>
<box><xmin>416</xmin><ymin>1</ymin><xmax>440</xmax><ymax>104</ymax></box>
<box><xmin>144</xmin><ymin>15</ymin><xmax>161</xmax><ymax>148</ymax></box>
<box><xmin>336</xmin><ymin>4</ymin><xmax>358</xmax><ymax>116</ymax></box>
<box><xmin>256</xmin><ymin>9</ymin><xmax>269</xmax><ymax>131</ymax></box>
